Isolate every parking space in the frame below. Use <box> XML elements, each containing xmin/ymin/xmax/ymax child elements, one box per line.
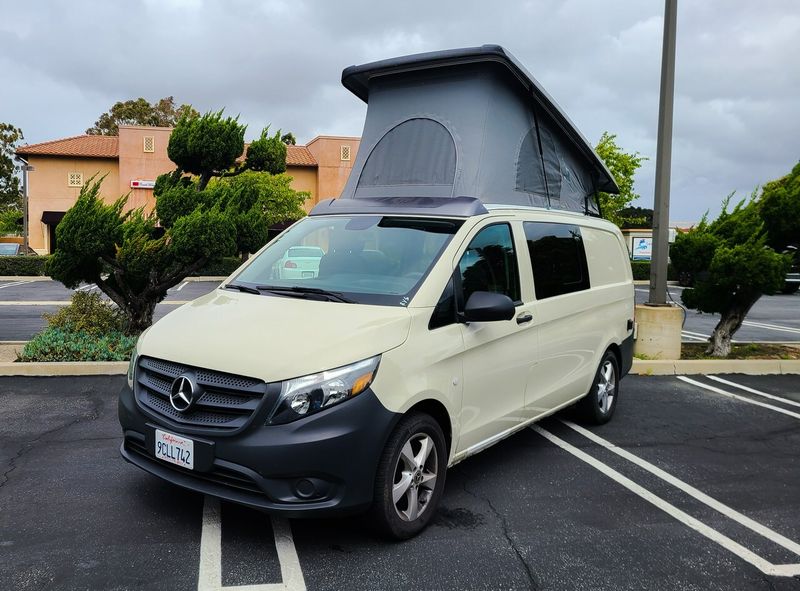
<box><xmin>0</xmin><ymin>280</ymin><xmax>220</xmax><ymax>340</ymax></box>
<box><xmin>1</xmin><ymin>374</ymin><xmax>799</xmax><ymax>590</ymax></box>
<box><xmin>634</xmin><ymin>286</ymin><xmax>800</xmax><ymax>343</ymax></box>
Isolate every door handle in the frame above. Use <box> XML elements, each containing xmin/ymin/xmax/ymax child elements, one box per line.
<box><xmin>516</xmin><ymin>313</ymin><xmax>533</xmax><ymax>325</ymax></box>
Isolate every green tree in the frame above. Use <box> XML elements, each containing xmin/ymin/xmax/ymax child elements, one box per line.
<box><xmin>1</xmin><ymin>123</ymin><xmax>23</xmax><ymax>211</ymax></box>
<box><xmin>595</xmin><ymin>132</ymin><xmax>647</xmax><ymax>227</ymax></box>
<box><xmin>671</xmin><ymin>193</ymin><xmax>790</xmax><ymax>357</ymax></box>
<box><xmin>759</xmin><ymin>162</ymin><xmax>800</xmax><ymax>252</ymax></box>
<box><xmin>167</xmin><ymin>110</ymin><xmax>245</xmax><ymax>190</ymax></box>
<box><xmin>86</xmin><ymin>96</ymin><xmax>199</xmax><ymax>136</ymax></box>
<box><xmin>245</xmin><ymin>128</ymin><xmax>287</xmax><ymax>175</ymax></box>
<box><xmin>280</xmin><ymin>132</ymin><xmax>297</xmax><ymax>146</ymax></box>
<box><xmin>49</xmin><ymin>112</ymin><xmax>306</xmax><ymax>333</ymax></box>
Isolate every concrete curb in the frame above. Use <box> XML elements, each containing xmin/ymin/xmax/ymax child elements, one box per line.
<box><xmin>0</xmin><ymin>361</ymin><xmax>128</xmax><ymax>376</ymax></box>
<box><xmin>631</xmin><ymin>359</ymin><xmax>800</xmax><ymax>375</ymax></box>
<box><xmin>2</xmin><ymin>358</ymin><xmax>798</xmax><ymax>378</ymax></box>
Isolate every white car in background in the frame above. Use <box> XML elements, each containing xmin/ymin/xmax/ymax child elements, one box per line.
<box><xmin>272</xmin><ymin>246</ymin><xmax>324</xmax><ymax>280</ymax></box>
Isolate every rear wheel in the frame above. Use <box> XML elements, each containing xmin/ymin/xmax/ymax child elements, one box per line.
<box><xmin>369</xmin><ymin>412</ymin><xmax>447</xmax><ymax>540</ymax></box>
<box><xmin>575</xmin><ymin>350</ymin><xmax>619</xmax><ymax>425</ymax></box>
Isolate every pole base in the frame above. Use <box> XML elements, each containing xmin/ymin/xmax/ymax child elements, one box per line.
<box><xmin>634</xmin><ymin>303</ymin><xmax>683</xmax><ymax>360</ymax></box>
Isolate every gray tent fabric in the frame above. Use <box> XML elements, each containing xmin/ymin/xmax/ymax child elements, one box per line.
<box><xmin>339</xmin><ymin>45</ymin><xmax>618</xmax><ymax>215</ymax></box>
<box><xmin>358</xmin><ymin>118</ymin><xmax>456</xmax><ymax>189</ymax></box>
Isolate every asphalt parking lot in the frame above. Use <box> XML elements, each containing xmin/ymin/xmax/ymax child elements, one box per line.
<box><xmin>0</xmin><ymin>279</ymin><xmax>799</xmax><ymax>343</ymax></box>
<box><xmin>1</xmin><ymin>374</ymin><xmax>799</xmax><ymax>590</ymax></box>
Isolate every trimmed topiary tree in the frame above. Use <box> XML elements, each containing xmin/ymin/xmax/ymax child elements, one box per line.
<box><xmin>47</xmin><ymin>111</ymin><xmax>307</xmax><ymax>333</ymax></box>
<box><xmin>670</xmin><ymin>194</ymin><xmax>790</xmax><ymax>357</ymax></box>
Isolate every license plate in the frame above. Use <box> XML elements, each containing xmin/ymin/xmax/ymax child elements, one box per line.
<box><xmin>302</xmin><ymin>271</ymin><xmax>314</xmax><ymax>278</ymax></box>
<box><xmin>155</xmin><ymin>429</ymin><xmax>194</xmax><ymax>470</ymax></box>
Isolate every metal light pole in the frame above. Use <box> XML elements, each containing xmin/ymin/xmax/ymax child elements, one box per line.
<box><xmin>648</xmin><ymin>0</ymin><xmax>678</xmax><ymax>305</ymax></box>
<box><xmin>15</xmin><ymin>156</ymin><xmax>34</xmax><ymax>255</ymax></box>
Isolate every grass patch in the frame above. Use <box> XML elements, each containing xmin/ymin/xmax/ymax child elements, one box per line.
<box><xmin>681</xmin><ymin>343</ymin><xmax>800</xmax><ymax>360</ymax></box>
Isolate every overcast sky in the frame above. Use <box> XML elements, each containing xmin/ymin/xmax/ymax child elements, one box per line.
<box><xmin>1</xmin><ymin>0</ymin><xmax>798</xmax><ymax>221</ymax></box>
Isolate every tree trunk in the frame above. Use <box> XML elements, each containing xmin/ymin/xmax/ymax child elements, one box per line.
<box><xmin>706</xmin><ymin>296</ymin><xmax>759</xmax><ymax>357</ymax></box>
<box><xmin>126</xmin><ymin>298</ymin><xmax>158</xmax><ymax>335</ymax></box>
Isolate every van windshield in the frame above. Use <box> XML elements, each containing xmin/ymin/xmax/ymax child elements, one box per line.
<box><xmin>231</xmin><ymin>215</ymin><xmax>463</xmax><ymax>306</ymax></box>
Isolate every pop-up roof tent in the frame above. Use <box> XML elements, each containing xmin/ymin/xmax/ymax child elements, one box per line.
<box><xmin>313</xmin><ymin>44</ymin><xmax>618</xmax><ymax>217</ymax></box>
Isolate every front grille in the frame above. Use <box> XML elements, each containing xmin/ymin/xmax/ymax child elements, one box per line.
<box><xmin>135</xmin><ymin>356</ymin><xmax>269</xmax><ymax>432</ymax></box>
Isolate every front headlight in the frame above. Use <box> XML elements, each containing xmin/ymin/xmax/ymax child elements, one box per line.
<box><xmin>267</xmin><ymin>355</ymin><xmax>381</xmax><ymax>425</ymax></box>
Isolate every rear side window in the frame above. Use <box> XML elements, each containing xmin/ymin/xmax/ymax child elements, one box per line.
<box><xmin>458</xmin><ymin>223</ymin><xmax>521</xmax><ymax>305</ymax></box>
<box><xmin>524</xmin><ymin>222</ymin><xmax>590</xmax><ymax>299</ymax></box>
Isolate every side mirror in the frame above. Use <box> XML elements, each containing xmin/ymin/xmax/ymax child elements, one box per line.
<box><xmin>463</xmin><ymin>291</ymin><xmax>515</xmax><ymax>323</ymax></box>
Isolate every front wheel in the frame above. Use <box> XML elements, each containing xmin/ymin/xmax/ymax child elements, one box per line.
<box><xmin>369</xmin><ymin>412</ymin><xmax>447</xmax><ymax>540</ymax></box>
<box><xmin>575</xmin><ymin>350</ymin><xmax>619</xmax><ymax>425</ymax></box>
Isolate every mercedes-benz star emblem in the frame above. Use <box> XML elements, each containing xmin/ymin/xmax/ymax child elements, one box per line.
<box><xmin>170</xmin><ymin>375</ymin><xmax>196</xmax><ymax>412</ymax></box>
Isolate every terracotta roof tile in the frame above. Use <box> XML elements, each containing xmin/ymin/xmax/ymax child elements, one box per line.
<box><xmin>16</xmin><ymin>135</ymin><xmax>119</xmax><ymax>159</ymax></box>
<box><xmin>286</xmin><ymin>145</ymin><xmax>317</xmax><ymax>167</ymax></box>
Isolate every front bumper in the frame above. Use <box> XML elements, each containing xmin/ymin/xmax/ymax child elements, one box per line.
<box><xmin>118</xmin><ymin>383</ymin><xmax>400</xmax><ymax>517</ymax></box>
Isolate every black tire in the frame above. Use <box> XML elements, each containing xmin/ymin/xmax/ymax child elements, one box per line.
<box><xmin>369</xmin><ymin>412</ymin><xmax>447</xmax><ymax>540</ymax></box>
<box><xmin>575</xmin><ymin>350</ymin><xmax>620</xmax><ymax>425</ymax></box>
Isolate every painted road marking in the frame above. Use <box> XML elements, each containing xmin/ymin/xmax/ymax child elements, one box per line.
<box><xmin>561</xmin><ymin>419</ymin><xmax>800</xmax><ymax>557</ymax></box>
<box><xmin>177</xmin><ymin>281</ymin><xmax>188</xmax><ymax>291</ymax></box>
<box><xmin>0</xmin><ymin>280</ymin><xmax>31</xmax><ymax>290</ymax></box>
<box><xmin>706</xmin><ymin>375</ymin><xmax>800</xmax><ymax>409</ymax></box>
<box><xmin>682</xmin><ymin>332</ymin><xmax>708</xmax><ymax>342</ymax></box>
<box><xmin>742</xmin><ymin>320</ymin><xmax>800</xmax><ymax>335</ymax></box>
<box><xmin>677</xmin><ymin>376</ymin><xmax>800</xmax><ymax>421</ymax></box>
<box><xmin>198</xmin><ymin>496</ymin><xmax>306</xmax><ymax>591</ymax></box>
<box><xmin>74</xmin><ymin>283</ymin><xmax>97</xmax><ymax>292</ymax></box>
<box><xmin>532</xmin><ymin>425</ymin><xmax>800</xmax><ymax>577</ymax></box>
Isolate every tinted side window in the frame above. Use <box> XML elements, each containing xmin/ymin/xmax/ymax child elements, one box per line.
<box><xmin>524</xmin><ymin>222</ymin><xmax>590</xmax><ymax>299</ymax></box>
<box><xmin>458</xmin><ymin>224</ymin><xmax>521</xmax><ymax>305</ymax></box>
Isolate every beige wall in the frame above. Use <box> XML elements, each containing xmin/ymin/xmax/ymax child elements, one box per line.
<box><xmin>26</xmin><ymin>156</ymin><xmax>119</xmax><ymax>253</ymax></box>
<box><xmin>286</xmin><ymin>165</ymin><xmax>319</xmax><ymax>213</ymax></box>
<box><xmin>117</xmin><ymin>126</ymin><xmax>175</xmax><ymax>212</ymax></box>
<box><xmin>306</xmin><ymin>136</ymin><xmax>360</xmax><ymax>201</ymax></box>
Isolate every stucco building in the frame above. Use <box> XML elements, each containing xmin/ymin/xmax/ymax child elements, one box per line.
<box><xmin>16</xmin><ymin>126</ymin><xmax>360</xmax><ymax>254</ymax></box>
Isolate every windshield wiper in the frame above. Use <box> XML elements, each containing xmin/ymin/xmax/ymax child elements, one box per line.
<box><xmin>224</xmin><ymin>282</ymin><xmax>262</xmax><ymax>295</ymax></box>
<box><xmin>255</xmin><ymin>285</ymin><xmax>356</xmax><ymax>303</ymax></box>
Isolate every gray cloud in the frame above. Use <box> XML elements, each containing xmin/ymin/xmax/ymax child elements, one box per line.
<box><xmin>1</xmin><ymin>0</ymin><xmax>797</xmax><ymax>221</ymax></box>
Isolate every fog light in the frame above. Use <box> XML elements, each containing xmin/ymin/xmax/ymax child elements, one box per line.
<box><xmin>294</xmin><ymin>478</ymin><xmax>317</xmax><ymax>499</ymax></box>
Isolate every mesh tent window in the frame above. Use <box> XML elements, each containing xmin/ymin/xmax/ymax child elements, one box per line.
<box><xmin>357</xmin><ymin>118</ymin><xmax>456</xmax><ymax>188</ymax></box>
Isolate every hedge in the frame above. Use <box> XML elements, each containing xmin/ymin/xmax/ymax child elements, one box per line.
<box><xmin>0</xmin><ymin>255</ymin><xmax>50</xmax><ymax>276</ymax></box>
<box><xmin>630</xmin><ymin>260</ymin><xmax>677</xmax><ymax>281</ymax></box>
<box><xmin>190</xmin><ymin>256</ymin><xmax>243</xmax><ymax>277</ymax></box>
<box><xmin>17</xmin><ymin>327</ymin><xmax>136</xmax><ymax>362</ymax></box>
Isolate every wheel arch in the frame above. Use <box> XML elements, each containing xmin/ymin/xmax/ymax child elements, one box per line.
<box><xmin>406</xmin><ymin>399</ymin><xmax>453</xmax><ymax>455</ymax></box>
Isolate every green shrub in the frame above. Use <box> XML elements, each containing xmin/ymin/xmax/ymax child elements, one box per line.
<box><xmin>630</xmin><ymin>260</ymin><xmax>676</xmax><ymax>281</ymax></box>
<box><xmin>0</xmin><ymin>255</ymin><xmax>49</xmax><ymax>276</ymax></box>
<box><xmin>17</xmin><ymin>328</ymin><xmax>136</xmax><ymax>362</ymax></box>
<box><xmin>190</xmin><ymin>256</ymin><xmax>242</xmax><ymax>277</ymax></box>
<box><xmin>43</xmin><ymin>291</ymin><xmax>126</xmax><ymax>336</ymax></box>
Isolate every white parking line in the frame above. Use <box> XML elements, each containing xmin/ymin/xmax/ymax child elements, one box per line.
<box><xmin>742</xmin><ymin>320</ymin><xmax>800</xmax><ymax>335</ymax></box>
<box><xmin>198</xmin><ymin>495</ymin><xmax>306</xmax><ymax>591</ymax></box>
<box><xmin>676</xmin><ymin>376</ymin><xmax>800</xmax><ymax>421</ymax></box>
<box><xmin>74</xmin><ymin>283</ymin><xmax>97</xmax><ymax>292</ymax></box>
<box><xmin>706</xmin><ymin>376</ymin><xmax>800</xmax><ymax>409</ymax></box>
<box><xmin>177</xmin><ymin>281</ymin><xmax>189</xmax><ymax>292</ymax></box>
<box><xmin>532</xmin><ymin>425</ymin><xmax>800</xmax><ymax>577</ymax></box>
<box><xmin>561</xmin><ymin>419</ymin><xmax>800</xmax><ymax>557</ymax></box>
<box><xmin>682</xmin><ymin>333</ymin><xmax>707</xmax><ymax>342</ymax></box>
<box><xmin>0</xmin><ymin>280</ymin><xmax>31</xmax><ymax>289</ymax></box>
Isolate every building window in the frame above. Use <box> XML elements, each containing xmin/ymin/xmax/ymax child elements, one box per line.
<box><xmin>340</xmin><ymin>145</ymin><xmax>351</xmax><ymax>161</ymax></box>
<box><xmin>68</xmin><ymin>172</ymin><xmax>83</xmax><ymax>187</ymax></box>
<box><xmin>143</xmin><ymin>136</ymin><xmax>155</xmax><ymax>153</ymax></box>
